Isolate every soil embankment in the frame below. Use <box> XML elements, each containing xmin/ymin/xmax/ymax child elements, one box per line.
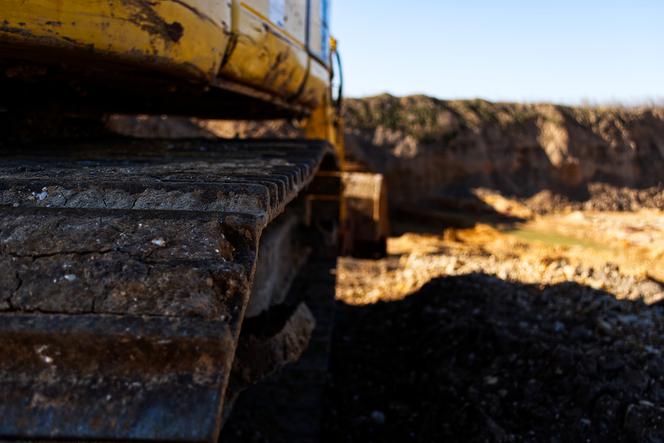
<box><xmin>343</xmin><ymin>95</ymin><xmax>664</xmax><ymax>213</ymax></box>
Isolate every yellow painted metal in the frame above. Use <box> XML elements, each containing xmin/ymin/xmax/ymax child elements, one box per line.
<box><xmin>0</xmin><ymin>0</ymin><xmax>338</xmax><ymax>144</ymax></box>
<box><xmin>0</xmin><ymin>0</ymin><xmax>332</xmax><ymax>112</ymax></box>
<box><xmin>220</xmin><ymin>0</ymin><xmax>311</xmax><ymax>103</ymax></box>
<box><xmin>0</xmin><ymin>0</ymin><xmax>231</xmax><ymax>79</ymax></box>
<box><xmin>0</xmin><ymin>0</ymin><xmax>335</xmax><ymax>136</ymax></box>
<box><xmin>303</xmin><ymin>39</ymin><xmax>342</xmax><ymax>160</ymax></box>
<box><xmin>300</xmin><ymin>57</ymin><xmax>330</xmax><ymax>110</ymax></box>
<box><xmin>304</xmin><ymin>62</ymin><xmax>347</xmax><ymax>222</ymax></box>
<box><xmin>305</xmin><ymin>96</ymin><xmax>342</xmax><ymax>158</ymax></box>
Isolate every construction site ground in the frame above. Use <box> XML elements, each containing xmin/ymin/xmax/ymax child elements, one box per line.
<box><xmin>222</xmin><ymin>189</ymin><xmax>664</xmax><ymax>442</ymax></box>
<box><xmin>101</xmin><ymin>115</ymin><xmax>664</xmax><ymax>441</ymax></box>
<box><xmin>325</xmin><ymin>193</ymin><xmax>664</xmax><ymax>442</ymax></box>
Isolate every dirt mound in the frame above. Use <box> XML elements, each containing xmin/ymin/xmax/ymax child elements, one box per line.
<box><xmin>327</xmin><ymin>274</ymin><xmax>664</xmax><ymax>443</ymax></box>
<box><xmin>343</xmin><ymin>95</ymin><xmax>664</xmax><ymax>211</ymax></box>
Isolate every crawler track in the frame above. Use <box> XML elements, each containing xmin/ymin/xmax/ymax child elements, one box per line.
<box><xmin>0</xmin><ymin>138</ymin><xmax>328</xmax><ymax>442</ymax></box>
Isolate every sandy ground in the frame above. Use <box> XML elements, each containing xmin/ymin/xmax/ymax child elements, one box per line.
<box><xmin>337</xmin><ymin>209</ymin><xmax>664</xmax><ymax>307</ymax></box>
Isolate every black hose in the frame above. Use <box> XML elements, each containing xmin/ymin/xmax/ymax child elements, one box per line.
<box><xmin>333</xmin><ymin>48</ymin><xmax>344</xmax><ymax>111</ymax></box>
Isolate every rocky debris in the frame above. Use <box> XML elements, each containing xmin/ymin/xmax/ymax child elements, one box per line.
<box><xmin>332</xmin><ymin>204</ymin><xmax>664</xmax><ymax>442</ymax></box>
<box><xmin>327</xmin><ymin>273</ymin><xmax>664</xmax><ymax>442</ymax></box>
<box><xmin>337</xmin><ymin>249</ymin><xmax>664</xmax><ymax>307</ymax></box>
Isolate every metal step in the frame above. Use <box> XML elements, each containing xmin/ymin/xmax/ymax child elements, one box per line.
<box><xmin>0</xmin><ymin>138</ymin><xmax>329</xmax><ymax>442</ymax></box>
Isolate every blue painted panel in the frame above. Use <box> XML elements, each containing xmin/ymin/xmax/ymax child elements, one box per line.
<box><xmin>320</xmin><ymin>0</ymin><xmax>330</xmax><ymax>61</ymax></box>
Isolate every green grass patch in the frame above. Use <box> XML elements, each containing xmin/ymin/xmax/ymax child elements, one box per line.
<box><xmin>503</xmin><ymin>227</ymin><xmax>609</xmax><ymax>251</ymax></box>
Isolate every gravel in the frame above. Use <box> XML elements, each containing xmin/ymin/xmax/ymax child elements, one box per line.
<box><xmin>337</xmin><ymin>253</ymin><xmax>664</xmax><ymax>307</ymax></box>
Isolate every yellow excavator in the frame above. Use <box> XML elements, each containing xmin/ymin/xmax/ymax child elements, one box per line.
<box><xmin>0</xmin><ymin>1</ymin><xmax>387</xmax><ymax>441</ymax></box>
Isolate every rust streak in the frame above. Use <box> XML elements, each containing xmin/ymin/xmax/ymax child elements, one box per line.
<box><xmin>119</xmin><ymin>0</ymin><xmax>186</xmax><ymax>43</ymax></box>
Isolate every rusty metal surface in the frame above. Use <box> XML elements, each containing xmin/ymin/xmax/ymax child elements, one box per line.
<box><xmin>227</xmin><ymin>302</ymin><xmax>316</xmax><ymax>410</ymax></box>
<box><xmin>0</xmin><ymin>138</ymin><xmax>328</xmax><ymax>442</ymax></box>
<box><xmin>248</xmin><ymin>210</ymin><xmax>311</xmax><ymax>318</ymax></box>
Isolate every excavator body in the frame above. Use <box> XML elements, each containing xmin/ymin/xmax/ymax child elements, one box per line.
<box><xmin>0</xmin><ymin>0</ymin><xmax>332</xmax><ymax>117</ymax></box>
<box><xmin>0</xmin><ymin>1</ymin><xmax>388</xmax><ymax>440</ymax></box>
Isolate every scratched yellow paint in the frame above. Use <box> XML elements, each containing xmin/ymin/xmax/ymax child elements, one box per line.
<box><xmin>0</xmin><ymin>0</ymin><xmax>335</xmax><ymax>140</ymax></box>
<box><xmin>220</xmin><ymin>0</ymin><xmax>311</xmax><ymax>102</ymax></box>
<box><xmin>0</xmin><ymin>0</ymin><xmax>231</xmax><ymax>79</ymax></box>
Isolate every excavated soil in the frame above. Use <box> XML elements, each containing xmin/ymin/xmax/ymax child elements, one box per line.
<box><xmin>327</xmin><ymin>274</ymin><xmax>664</xmax><ymax>443</ymax></box>
<box><xmin>343</xmin><ymin>95</ymin><xmax>664</xmax><ymax>212</ymax></box>
<box><xmin>327</xmin><ymin>207</ymin><xmax>664</xmax><ymax>443</ymax></box>
<box><xmin>225</xmin><ymin>205</ymin><xmax>664</xmax><ymax>443</ymax></box>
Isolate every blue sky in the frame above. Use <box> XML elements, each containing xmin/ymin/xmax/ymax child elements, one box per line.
<box><xmin>331</xmin><ymin>1</ymin><xmax>664</xmax><ymax>104</ymax></box>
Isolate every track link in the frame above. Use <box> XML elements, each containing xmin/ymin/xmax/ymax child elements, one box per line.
<box><xmin>0</xmin><ymin>138</ymin><xmax>328</xmax><ymax>442</ymax></box>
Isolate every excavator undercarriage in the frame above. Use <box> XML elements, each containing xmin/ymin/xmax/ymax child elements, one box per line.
<box><xmin>0</xmin><ymin>138</ymin><xmax>338</xmax><ymax>441</ymax></box>
<box><xmin>0</xmin><ymin>0</ymin><xmax>387</xmax><ymax>440</ymax></box>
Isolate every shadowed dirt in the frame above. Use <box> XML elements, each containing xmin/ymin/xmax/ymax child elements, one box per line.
<box><xmin>325</xmin><ymin>274</ymin><xmax>664</xmax><ymax>443</ymax></box>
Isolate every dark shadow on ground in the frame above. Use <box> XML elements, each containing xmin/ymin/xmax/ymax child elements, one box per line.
<box><xmin>221</xmin><ymin>259</ymin><xmax>337</xmax><ymax>443</ymax></box>
<box><xmin>324</xmin><ymin>274</ymin><xmax>664</xmax><ymax>443</ymax></box>
<box><xmin>391</xmin><ymin>192</ymin><xmax>527</xmax><ymax>237</ymax></box>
